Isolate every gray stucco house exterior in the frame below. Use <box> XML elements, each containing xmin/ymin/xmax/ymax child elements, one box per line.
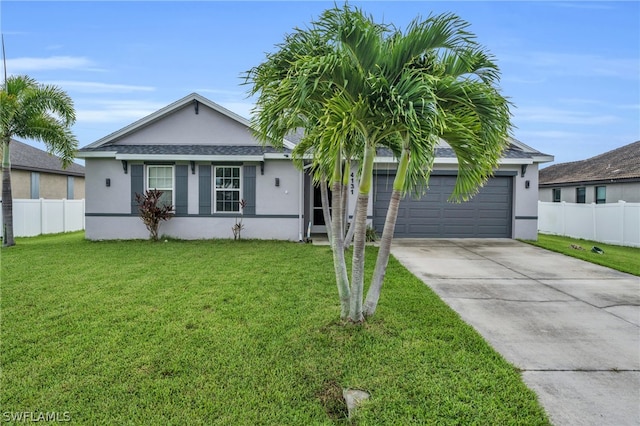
<box><xmin>6</xmin><ymin>139</ymin><xmax>85</xmax><ymax>200</ymax></box>
<box><xmin>539</xmin><ymin>141</ymin><xmax>640</xmax><ymax>204</ymax></box>
<box><xmin>78</xmin><ymin>93</ymin><xmax>552</xmax><ymax>241</ymax></box>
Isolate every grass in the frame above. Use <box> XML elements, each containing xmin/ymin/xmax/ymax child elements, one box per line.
<box><xmin>525</xmin><ymin>233</ymin><xmax>640</xmax><ymax>276</ymax></box>
<box><xmin>1</xmin><ymin>232</ymin><xmax>549</xmax><ymax>425</ymax></box>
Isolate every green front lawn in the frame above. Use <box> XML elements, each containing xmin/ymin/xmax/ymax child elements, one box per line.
<box><xmin>1</xmin><ymin>232</ymin><xmax>549</xmax><ymax>424</ymax></box>
<box><xmin>525</xmin><ymin>234</ymin><xmax>640</xmax><ymax>276</ymax></box>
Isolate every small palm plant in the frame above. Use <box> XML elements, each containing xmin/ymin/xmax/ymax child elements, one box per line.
<box><xmin>232</xmin><ymin>199</ymin><xmax>247</xmax><ymax>240</ymax></box>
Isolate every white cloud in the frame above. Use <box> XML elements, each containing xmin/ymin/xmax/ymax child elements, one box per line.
<box><xmin>218</xmin><ymin>101</ymin><xmax>255</xmax><ymax>120</ymax></box>
<box><xmin>513</xmin><ymin>106</ymin><xmax>620</xmax><ymax>125</ymax></box>
<box><xmin>6</xmin><ymin>56</ymin><xmax>100</xmax><ymax>72</ymax></box>
<box><xmin>195</xmin><ymin>88</ymin><xmax>246</xmax><ymax>97</ymax></box>
<box><xmin>75</xmin><ymin>100</ymin><xmax>166</xmax><ymax>124</ymax></box>
<box><xmin>501</xmin><ymin>51</ymin><xmax>639</xmax><ymax>79</ymax></box>
<box><xmin>44</xmin><ymin>81</ymin><xmax>156</xmax><ymax>94</ymax></box>
<box><xmin>551</xmin><ymin>2</ymin><xmax>614</xmax><ymax>10</ymax></box>
<box><xmin>557</xmin><ymin>98</ymin><xmax>640</xmax><ymax>111</ymax></box>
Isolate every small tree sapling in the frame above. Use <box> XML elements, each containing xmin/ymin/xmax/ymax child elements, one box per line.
<box><xmin>135</xmin><ymin>189</ymin><xmax>174</xmax><ymax>241</ymax></box>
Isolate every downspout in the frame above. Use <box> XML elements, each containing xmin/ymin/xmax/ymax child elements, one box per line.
<box><xmin>299</xmin><ymin>169</ymin><xmax>304</xmax><ymax>241</ymax></box>
<box><xmin>299</xmin><ymin>163</ymin><xmax>314</xmax><ymax>242</ymax></box>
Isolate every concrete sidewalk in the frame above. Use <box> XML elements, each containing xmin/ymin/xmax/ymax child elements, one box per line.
<box><xmin>390</xmin><ymin>239</ymin><xmax>640</xmax><ymax>426</ymax></box>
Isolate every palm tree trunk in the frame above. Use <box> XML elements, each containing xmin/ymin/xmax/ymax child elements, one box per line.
<box><xmin>343</xmin><ymin>200</ymin><xmax>357</xmax><ymax>250</ymax></box>
<box><xmin>329</xmin><ymin>158</ymin><xmax>350</xmax><ymax>320</ymax></box>
<box><xmin>320</xmin><ymin>175</ymin><xmax>332</xmax><ymax>244</ymax></box>
<box><xmin>349</xmin><ymin>144</ymin><xmax>375</xmax><ymax>323</ymax></box>
<box><xmin>364</xmin><ymin>148</ymin><xmax>409</xmax><ymax>317</ymax></box>
<box><xmin>341</xmin><ymin>160</ymin><xmax>350</xmax><ymax>241</ymax></box>
<box><xmin>2</xmin><ymin>137</ymin><xmax>15</xmax><ymax>247</ymax></box>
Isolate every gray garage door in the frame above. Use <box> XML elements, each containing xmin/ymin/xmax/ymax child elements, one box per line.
<box><xmin>373</xmin><ymin>173</ymin><xmax>513</xmax><ymax>238</ymax></box>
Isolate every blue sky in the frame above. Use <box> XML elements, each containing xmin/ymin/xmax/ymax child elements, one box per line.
<box><xmin>2</xmin><ymin>1</ymin><xmax>639</xmax><ymax>166</ymax></box>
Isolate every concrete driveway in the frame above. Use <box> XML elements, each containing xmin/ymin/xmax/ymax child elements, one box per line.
<box><xmin>390</xmin><ymin>239</ymin><xmax>640</xmax><ymax>426</ymax></box>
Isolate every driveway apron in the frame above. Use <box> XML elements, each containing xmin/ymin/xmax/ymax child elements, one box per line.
<box><xmin>390</xmin><ymin>239</ymin><xmax>640</xmax><ymax>426</ymax></box>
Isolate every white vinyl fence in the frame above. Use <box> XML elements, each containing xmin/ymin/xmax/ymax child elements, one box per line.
<box><xmin>538</xmin><ymin>201</ymin><xmax>640</xmax><ymax>247</ymax></box>
<box><xmin>1</xmin><ymin>199</ymin><xmax>85</xmax><ymax>237</ymax></box>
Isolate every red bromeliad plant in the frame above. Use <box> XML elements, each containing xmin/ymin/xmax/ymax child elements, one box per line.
<box><xmin>135</xmin><ymin>189</ymin><xmax>174</xmax><ymax>241</ymax></box>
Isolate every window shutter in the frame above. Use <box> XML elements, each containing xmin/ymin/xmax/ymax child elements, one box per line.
<box><xmin>199</xmin><ymin>165</ymin><xmax>212</xmax><ymax>215</ymax></box>
<box><xmin>243</xmin><ymin>165</ymin><xmax>256</xmax><ymax>215</ymax></box>
<box><xmin>175</xmin><ymin>165</ymin><xmax>188</xmax><ymax>214</ymax></box>
<box><xmin>131</xmin><ymin>164</ymin><xmax>144</xmax><ymax>214</ymax></box>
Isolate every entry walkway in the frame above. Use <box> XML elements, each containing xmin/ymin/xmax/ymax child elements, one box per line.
<box><xmin>390</xmin><ymin>239</ymin><xmax>640</xmax><ymax>426</ymax></box>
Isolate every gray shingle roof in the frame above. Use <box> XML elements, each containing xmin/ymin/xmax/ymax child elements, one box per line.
<box><xmin>8</xmin><ymin>139</ymin><xmax>85</xmax><ymax>176</ymax></box>
<box><xmin>539</xmin><ymin>141</ymin><xmax>640</xmax><ymax>185</ymax></box>
<box><xmin>377</xmin><ymin>145</ymin><xmax>535</xmax><ymax>159</ymax></box>
<box><xmin>79</xmin><ymin>144</ymin><xmax>290</xmax><ymax>156</ymax></box>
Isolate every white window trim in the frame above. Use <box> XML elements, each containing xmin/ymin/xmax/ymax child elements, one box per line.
<box><xmin>146</xmin><ymin>164</ymin><xmax>175</xmax><ymax>207</ymax></box>
<box><xmin>214</xmin><ymin>165</ymin><xmax>243</xmax><ymax>213</ymax></box>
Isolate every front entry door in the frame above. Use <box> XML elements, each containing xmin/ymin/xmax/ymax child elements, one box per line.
<box><xmin>311</xmin><ymin>183</ymin><xmax>331</xmax><ymax>233</ymax></box>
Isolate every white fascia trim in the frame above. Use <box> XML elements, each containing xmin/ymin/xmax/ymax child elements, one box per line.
<box><xmin>114</xmin><ymin>154</ymin><xmax>265</xmax><ymax>162</ymax></box>
<box><xmin>374</xmin><ymin>156</ymin><xmax>534</xmax><ymax>165</ymax></box>
<box><xmin>282</xmin><ymin>138</ymin><xmax>297</xmax><ymax>150</ymax></box>
<box><xmin>76</xmin><ymin>151</ymin><xmax>117</xmax><ymax>158</ymax></box>
<box><xmin>264</xmin><ymin>152</ymin><xmax>292</xmax><ymax>160</ymax></box>
<box><xmin>532</xmin><ymin>155</ymin><xmax>555</xmax><ymax>163</ymax></box>
<box><xmin>500</xmin><ymin>158</ymin><xmax>534</xmax><ymax>165</ymax></box>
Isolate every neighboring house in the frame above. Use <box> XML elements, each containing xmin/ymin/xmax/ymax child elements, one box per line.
<box><xmin>77</xmin><ymin>93</ymin><xmax>553</xmax><ymax>241</ymax></box>
<box><xmin>3</xmin><ymin>139</ymin><xmax>85</xmax><ymax>200</ymax></box>
<box><xmin>539</xmin><ymin>141</ymin><xmax>640</xmax><ymax>204</ymax></box>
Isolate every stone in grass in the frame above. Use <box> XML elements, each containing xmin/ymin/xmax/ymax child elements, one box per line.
<box><xmin>343</xmin><ymin>388</ymin><xmax>370</xmax><ymax>418</ymax></box>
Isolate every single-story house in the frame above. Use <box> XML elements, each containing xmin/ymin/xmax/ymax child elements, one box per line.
<box><xmin>3</xmin><ymin>139</ymin><xmax>85</xmax><ymax>200</ymax></box>
<box><xmin>77</xmin><ymin>93</ymin><xmax>553</xmax><ymax>241</ymax></box>
<box><xmin>539</xmin><ymin>141</ymin><xmax>640</xmax><ymax>204</ymax></box>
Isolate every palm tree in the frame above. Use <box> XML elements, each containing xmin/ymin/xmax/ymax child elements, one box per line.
<box><xmin>1</xmin><ymin>75</ymin><xmax>78</xmax><ymax>247</ymax></box>
<box><xmin>246</xmin><ymin>5</ymin><xmax>512</xmax><ymax>322</ymax></box>
<box><xmin>362</xmin><ymin>18</ymin><xmax>512</xmax><ymax>317</ymax></box>
<box><xmin>245</xmin><ymin>20</ymin><xmax>355</xmax><ymax>319</ymax></box>
<box><xmin>246</xmin><ymin>5</ymin><xmax>392</xmax><ymax>322</ymax></box>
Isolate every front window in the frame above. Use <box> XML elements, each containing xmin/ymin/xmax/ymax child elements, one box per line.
<box><xmin>215</xmin><ymin>166</ymin><xmax>241</xmax><ymax>212</ymax></box>
<box><xmin>552</xmin><ymin>188</ymin><xmax>561</xmax><ymax>203</ymax></box>
<box><xmin>595</xmin><ymin>186</ymin><xmax>606</xmax><ymax>204</ymax></box>
<box><xmin>67</xmin><ymin>176</ymin><xmax>74</xmax><ymax>200</ymax></box>
<box><xmin>147</xmin><ymin>165</ymin><xmax>174</xmax><ymax>207</ymax></box>
<box><xmin>30</xmin><ymin>172</ymin><xmax>40</xmax><ymax>199</ymax></box>
<box><xmin>576</xmin><ymin>187</ymin><xmax>586</xmax><ymax>204</ymax></box>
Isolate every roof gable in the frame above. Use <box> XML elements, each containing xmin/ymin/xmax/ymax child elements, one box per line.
<box><xmin>539</xmin><ymin>141</ymin><xmax>640</xmax><ymax>185</ymax></box>
<box><xmin>8</xmin><ymin>139</ymin><xmax>85</xmax><ymax>176</ymax></box>
<box><xmin>82</xmin><ymin>93</ymin><xmax>258</xmax><ymax>149</ymax></box>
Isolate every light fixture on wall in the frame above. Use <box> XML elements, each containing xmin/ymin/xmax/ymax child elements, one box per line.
<box><xmin>122</xmin><ymin>160</ymin><xmax>128</xmax><ymax>174</ymax></box>
<box><xmin>190</xmin><ymin>161</ymin><xmax>196</xmax><ymax>174</ymax></box>
<box><xmin>525</xmin><ymin>180</ymin><xmax>530</xmax><ymax>189</ymax></box>
<box><xmin>106</xmin><ymin>178</ymin><xmax>111</xmax><ymax>187</ymax></box>
<box><xmin>275</xmin><ymin>178</ymin><xmax>280</xmax><ymax>187</ymax></box>
<box><xmin>521</xmin><ymin>164</ymin><xmax>528</xmax><ymax>178</ymax></box>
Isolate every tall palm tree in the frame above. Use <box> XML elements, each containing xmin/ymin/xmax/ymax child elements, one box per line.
<box><xmin>246</xmin><ymin>5</ymin><xmax>512</xmax><ymax>322</ymax></box>
<box><xmin>246</xmin><ymin>19</ymin><xmax>356</xmax><ymax>319</ymax></box>
<box><xmin>1</xmin><ymin>75</ymin><xmax>78</xmax><ymax>247</ymax></box>
<box><xmin>362</xmin><ymin>18</ymin><xmax>512</xmax><ymax>317</ymax></box>
<box><xmin>247</xmin><ymin>5</ymin><xmax>394</xmax><ymax>322</ymax></box>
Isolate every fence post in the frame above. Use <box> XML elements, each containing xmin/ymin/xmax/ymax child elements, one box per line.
<box><xmin>591</xmin><ymin>202</ymin><xmax>597</xmax><ymax>241</ymax></box>
<box><xmin>620</xmin><ymin>200</ymin><xmax>626</xmax><ymax>246</ymax></box>
<box><xmin>40</xmin><ymin>198</ymin><xmax>45</xmax><ymax>235</ymax></box>
<box><xmin>63</xmin><ymin>198</ymin><xmax>67</xmax><ymax>233</ymax></box>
